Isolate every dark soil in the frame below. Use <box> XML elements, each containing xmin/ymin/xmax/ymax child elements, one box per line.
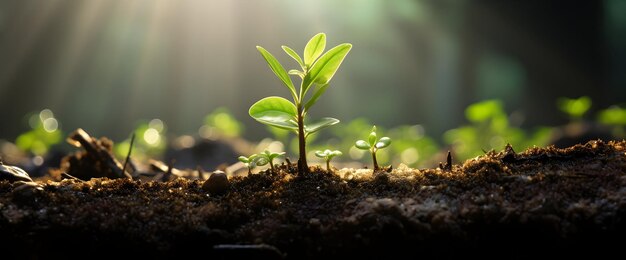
<box><xmin>1</xmin><ymin>140</ymin><xmax>625</xmax><ymax>259</ymax></box>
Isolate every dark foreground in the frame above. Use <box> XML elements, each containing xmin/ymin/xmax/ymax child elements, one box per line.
<box><xmin>1</xmin><ymin>140</ymin><xmax>625</xmax><ymax>259</ymax></box>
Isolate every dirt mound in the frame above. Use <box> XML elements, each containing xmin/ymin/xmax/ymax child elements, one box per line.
<box><xmin>1</xmin><ymin>140</ymin><xmax>625</xmax><ymax>258</ymax></box>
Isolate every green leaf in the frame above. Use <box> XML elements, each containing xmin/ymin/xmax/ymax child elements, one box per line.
<box><xmin>327</xmin><ymin>150</ymin><xmax>342</xmax><ymax>159</ymax></box>
<box><xmin>282</xmin><ymin>45</ymin><xmax>304</xmax><ymax>69</ymax></box>
<box><xmin>238</xmin><ymin>156</ymin><xmax>249</xmax><ymax>163</ymax></box>
<box><xmin>466</xmin><ymin>100</ymin><xmax>504</xmax><ymax>123</ymax></box>
<box><xmin>304</xmin><ymin>33</ymin><xmax>326</xmax><ymax>67</ymax></box>
<box><xmin>304</xmin><ymin>83</ymin><xmax>330</xmax><ymax>112</ymax></box>
<box><xmin>355</xmin><ymin>140</ymin><xmax>370</xmax><ymax>150</ymax></box>
<box><xmin>598</xmin><ymin>106</ymin><xmax>626</xmax><ymax>125</ymax></box>
<box><xmin>256</xmin><ymin>46</ymin><xmax>298</xmax><ymax>100</ymax></box>
<box><xmin>269</xmin><ymin>152</ymin><xmax>286</xmax><ymax>160</ymax></box>
<box><xmin>288</xmin><ymin>69</ymin><xmax>304</xmax><ymax>78</ymax></box>
<box><xmin>330</xmin><ymin>150</ymin><xmax>342</xmax><ymax>157</ymax></box>
<box><xmin>368</xmin><ymin>131</ymin><xmax>377</xmax><ymax>147</ymax></box>
<box><xmin>375</xmin><ymin>137</ymin><xmax>391</xmax><ymax>149</ymax></box>
<box><xmin>315</xmin><ymin>150</ymin><xmax>327</xmax><ymax>158</ymax></box>
<box><xmin>254</xmin><ymin>156</ymin><xmax>269</xmax><ymax>166</ymax></box>
<box><xmin>557</xmin><ymin>96</ymin><xmax>591</xmax><ymax>118</ymax></box>
<box><xmin>249</xmin><ymin>96</ymin><xmax>298</xmax><ymax>131</ymax></box>
<box><xmin>305</xmin><ymin>117</ymin><xmax>340</xmax><ymax>136</ymax></box>
<box><xmin>302</xmin><ymin>43</ymin><xmax>352</xmax><ymax>96</ymax></box>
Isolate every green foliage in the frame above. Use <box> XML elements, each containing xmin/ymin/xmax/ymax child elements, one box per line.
<box><xmin>255</xmin><ymin>150</ymin><xmax>285</xmax><ymax>172</ymax></box>
<box><xmin>238</xmin><ymin>155</ymin><xmax>258</xmax><ymax>174</ymax></box>
<box><xmin>444</xmin><ymin>100</ymin><xmax>553</xmax><ymax>160</ymax></box>
<box><xmin>387</xmin><ymin>125</ymin><xmax>439</xmax><ymax>167</ymax></box>
<box><xmin>114</xmin><ymin>119</ymin><xmax>167</xmax><ymax>161</ymax></box>
<box><xmin>314</xmin><ymin>149</ymin><xmax>342</xmax><ymax>172</ymax></box>
<box><xmin>355</xmin><ymin>126</ymin><xmax>391</xmax><ymax>170</ymax></box>
<box><xmin>202</xmin><ymin>107</ymin><xmax>243</xmax><ymax>138</ymax></box>
<box><xmin>557</xmin><ymin>96</ymin><xmax>592</xmax><ymax>119</ymax></box>
<box><xmin>597</xmin><ymin>106</ymin><xmax>626</xmax><ymax>138</ymax></box>
<box><xmin>239</xmin><ymin>150</ymin><xmax>285</xmax><ymax>174</ymax></box>
<box><xmin>598</xmin><ymin>106</ymin><xmax>626</xmax><ymax>126</ymax></box>
<box><xmin>15</xmin><ymin>109</ymin><xmax>63</xmax><ymax>156</ymax></box>
<box><xmin>250</xmin><ymin>33</ymin><xmax>352</xmax><ymax>172</ymax></box>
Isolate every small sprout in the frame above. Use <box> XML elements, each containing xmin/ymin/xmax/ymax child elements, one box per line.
<box><xmin>557</xmin><ymin>96</ymin><xmax>591</xmax><ymax>120</ymax></box>
<box><xmin>255</xmin><ymin>150</ymin><xmax>286</xmax><ymax>172</ymax></box>
<box><xmin>315</xmin><ymin>149</ymin><xmax>342</xmax><ymax>172</ymax></box>
<box><xmin>355</xmin><ymin>126</ymin><xmax>391</xmax><ymax>171</ymax></box>
<box><xmin>238</xmin><ymin>155</ymin><xmax>258</xmax><ymax>174</ymax></box>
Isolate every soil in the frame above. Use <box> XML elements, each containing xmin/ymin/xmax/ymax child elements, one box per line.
<box><xmin>1</xmin><ymin>140</ymin><xmax>625</xmax><ymax>259</ymax></box>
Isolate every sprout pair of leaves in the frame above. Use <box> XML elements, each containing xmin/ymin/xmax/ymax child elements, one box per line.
<box><xmin>315</xmin><ymin>149</ymin><xmax>342</xmax><ymax>172</ymax></box>
<box><xmin>238</xmin><ymin>150</ymin><xmax>285</xmax><ymax>174</ymax></box>
<box><xmin>355</xmin><ymin>126</ymin><xmax>391</xmax><ymax>170</ymax></box>
<box><xmin>249</xmin><ymin>33</ymin><xmax>352</xmax><ymax>152</ymax></box>
<box><xmin>557</xmin><ymin>96</ymin><xmax>591</xmax><ymax>120</ymax></box>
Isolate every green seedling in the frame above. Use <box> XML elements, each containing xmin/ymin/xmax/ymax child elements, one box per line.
<box><xmin>249</xmin><ymin>33</ymin><xmax>352</xmax><ymax>173</ymax></box>
<box><xmin>598</xmin><ymin>106</ymin><xmax>626</xmax><ymax>138</ymax></box>
<box><xmin>255</xmin><ymin>150</ymin><xmax>286</xmax><ymax>172</ymax></box>
<box><xmin>238</xmin><ymin>155</ymin><xmax>258</xmax><ymax>174</ymax></box>
<box><xmin>315</xmin><ymin>149</ymin><xmax>342</xmax><ymax>172</ymax></box>
<box><xmin>557</xmin><ymin>96</ymin><xmax>591</xmax><ymax>120</ymax></box>
<box><xmin>355</xmin><ymin>126</ymin><xmax>391</xmax><ymax>171</ymax></box>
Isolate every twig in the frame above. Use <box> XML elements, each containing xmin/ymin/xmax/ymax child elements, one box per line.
<box><xmin>197</xmin><ymin>166</ymin><xmax>205</xmax><ymax>180</ymax></box>
<box><xmin>61</xmin><ymin>172</ymin><xmax>85</xmax><ymax>182</ymax></box>
<box><xmin>67</xmin><ymin>128</ymin><xmax>132</xmax><ymax>179</ymax></box>
<box><xmin>121</xmin><ymin>133</ymin><xmax>136</xmax><ymax>177</ymax></box>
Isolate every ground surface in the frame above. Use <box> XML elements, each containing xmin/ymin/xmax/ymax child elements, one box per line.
<box><xmin>1</xmin><ymin>140</ymin><xmax>625</xmax><ymax>259</ymax></box>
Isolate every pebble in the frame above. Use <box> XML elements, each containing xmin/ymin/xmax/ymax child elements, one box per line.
<box><xmin>202</xmin><ymin>170</ymin><xmax>229</xmax><ymax>195</ymax></box>
<box><xmin>0</xmin><ymin>164</ymin><xmax>33</xmax><ymax>182</ymax></box>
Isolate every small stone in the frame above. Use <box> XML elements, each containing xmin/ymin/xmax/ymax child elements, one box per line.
<box><xmin>202</xmin><ymin>170</ymin><xmax>229</xmax><ymax>195</ymax></box>
<box><xmin>0</xmin><ymin>164</ymin><xmax>33</xmax><ymax>183</ymax></box>
<box><xmin>12</xmin><ymin>181</ymin><xmax>43</xmax><ymax>204</ymax></box>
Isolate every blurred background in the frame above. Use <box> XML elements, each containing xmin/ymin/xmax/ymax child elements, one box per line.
<box><xmin>0</xmin><ymin>0</ymin><xmax>625</xmax><ymax>173</ymax></box>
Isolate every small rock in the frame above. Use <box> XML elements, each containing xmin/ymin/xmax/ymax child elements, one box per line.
<box><xmin>0</xmin><ymin>164</ymin><xmax>33</xmax><ymax>183</ymax></box>
<box><xmin>12</xmin><ymin>181</ymin><xmax>43</xmax><ymax>204</ymax></box>
<box><xmin>202</xmin><ymin>170</ymin><xmax>229</xmax><ymax>195</ymax></box>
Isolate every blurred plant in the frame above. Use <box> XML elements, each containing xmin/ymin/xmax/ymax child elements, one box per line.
<box><xmin>238</xmin><ymin>154</ymin><xmax>258</xmax><ymax>174</ymax></box>
<box><xmin>355</xmin><ymin>126</ymin><xmax>391</xmax><ymax>171</ymax></box>
<box><xmin>114</xmin><ymin>119</ymin><xmax>167</xmax><ymax>161</ymax></box>
<box><xmin>444</xmin><ymin>100</ymin><xmax>553</xmax><ymax>160</ymax></box>
<box><xmin>320</xmin><ymin>118</ymin><xmax>439</xmax><ymax>168</ymax></box>
<box><xmin>255</xmin><ymin>150</ymin><xmax>285</xmax><ymax>172</ymax></box>
<box><xmin>386</xmin><ymin>125</ymin><xmax>439</xmax><ymax>168</ymax></box>
<box><xmin>597</xmin><ymin>106</ymin><xmax>626</xmax><ymax>138</ymax></box>
<box><xmin>199</xmin><ymin>107</ymin><xmax>244</xmax><ymax>139</ymax></box>
<box><xmin>314</xmin><ymin>149</ymin><xmax>342</xmax><ymax>172</ymax></box>
<box><xmin>329</xmin><ymin>118</ymin><xmax>374</xmax><ymax>160</ymax></box>
<box><xmin>249</xmin><ymin>33</ymin><xmax>352</xmax><ymax>173</ymax></box>
<box><xmin>15</xmin><ymin>109</ymin><xmax>63</xmax><ymax>156</ymax></box>
<box><xmin>557</xmin><ymin>96</ymin><xmax>592</xmax><ymax>121</ymax></box>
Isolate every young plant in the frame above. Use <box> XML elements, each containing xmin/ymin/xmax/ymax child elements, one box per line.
<box><xmin>249</xmin><ymin>33</ymin><xmax>352</xmax><ymax>173</ymax></box>
<box><xmin>238</xmin><ymin>155</ymin><xmax>258</xmax><ymax>174</ymax></box>
<box><xmin>255</xmin><ymin>150</ymin><xmax>285</xmax><ymax>172</ymax></box>
<box><xmin>557</xmin><ymin>96</ymin><xmax>592</xmax><ymax>121</ymax></box>
<box><xmin>315</xmin><ymin>149</ymin><xmax>342</xmax><ymax>172</ymax></box>
<box><xmin>355</xmin><ymin>126</ymin><xmax>391</xmax><ymax>171</ymax></box>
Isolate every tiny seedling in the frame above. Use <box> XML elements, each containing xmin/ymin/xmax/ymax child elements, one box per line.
<box><xmin>315</xmin><ymin>149</ymin><xmax>342</xmax><ymax>172</ymax></box>
<box><xmin>255</xmin><ymin>150</ymin><xmax>285</xmax><ymax>172</ymax></box>
<box><xmin>238</xmin><ymin>155</ymin><xmax>258</xmax><ymax>174</ymax></box>
<box><xmin>249</xmin><ymin>33</ymin><xmax>352</xmax><ymax>173</ymax></box>
<box><xmin>355</xmin><ymin>126</ymin><xmax>391</xmax><ymax>171</ymax></box>
<box><xmin>557</xmin><ymin>96</ymin><xmax>591</xmax><ymax>120</ymax></box>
